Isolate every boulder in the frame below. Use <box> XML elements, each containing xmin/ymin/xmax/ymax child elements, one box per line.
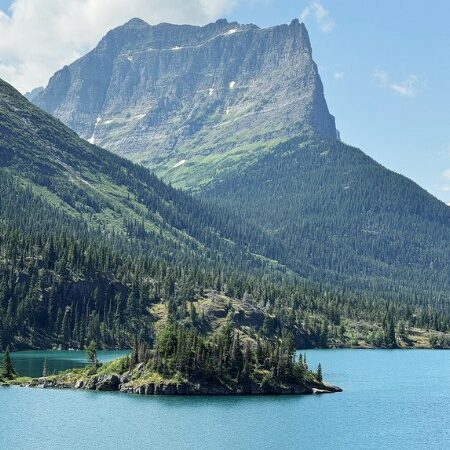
<box><xmin>96</xmin><ymin>374</ymin><xmax>120</xmax><ymax>391</ymax></box>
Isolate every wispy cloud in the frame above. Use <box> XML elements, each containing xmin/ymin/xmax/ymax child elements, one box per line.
<box><xmin>333</xmin><ymin>71</ymin><xmax>344</xmax><ymax>80</ymax></box>
<box><xmin>300</xmin><ymin>1</ymin><xmax>335</xmax><ymax>33</ymax></box>
<box><xmin>373</xmin><ymin>69</ymin><xmax>389</xmax><ymax>86</ymax></box>
<box><xmin>374</xmin><ymin>68</ymin><xmax>421</xmax><ymax>98</ymax></box>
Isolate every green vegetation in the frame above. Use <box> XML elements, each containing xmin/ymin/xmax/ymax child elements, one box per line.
<box><xmin>316</xmin><ymin>363</ymin><xmax>323</xmax><ymax>383</ymax></box>
<box><xmin>87</xmin><ymin>341</ymin><xmax>99</xmax><ymax>368</ymax></box>
<box><xmin>0</xmin><ymin>78</ymin><xmax>449</xmax><ymax>354</ymax></box>
<box><xmin>0</xmin><ymin>346</ymin><xmax>16</xmax><ymax>380</ymax></box>
<box><xmin>10</xmin><ymin>322</ymin><xmax>335</xmax><ymax>395</ymax></box>
<box><xmin>124</xmin><ymin>321</ymin><xmax>321</xmax><ymax>390</ymax></box>
<box><xmin>203</xmin><ymin>136</ymin><xmax>450</xmax><ymax>309</ymax></box>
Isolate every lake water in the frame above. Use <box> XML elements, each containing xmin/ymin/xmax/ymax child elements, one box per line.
<box><xmin>4</xmin><ymin>349</ymin><xmax>130</xmax><ymax>378</ymax></box>
<box><xmin>0</xmin><ymin>349</ymin><xmax>449</xmax><ymax>449</ymax></box>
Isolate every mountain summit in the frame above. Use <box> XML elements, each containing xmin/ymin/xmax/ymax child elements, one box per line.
<box><xmin>33</xmin><ymin>18</ymin><xmax>336</xmax><ymax>188</ymax></box>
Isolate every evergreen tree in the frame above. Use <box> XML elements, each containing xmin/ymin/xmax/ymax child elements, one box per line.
<box><xmin>316</xmin><ymin>363</ymin><xmax>323</xmax><ymax>383</ymax></box>
<box><xmin>0</xmin><ymin>346</ymin><xmax>17</xmax><ymax>380</ymax></box>
<box><xmin>87</xmin><ymin>340</ymin><xmax>99</xmax><ymax>367</ymax></box>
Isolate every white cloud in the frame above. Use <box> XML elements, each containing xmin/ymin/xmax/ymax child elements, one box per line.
<box><xmin>0</xmin><ymin>0</ymin><xmax>239</xmax><ymax>93</ymax></box>
<box><xmin>442</xmin><ymin>169</ymin><xmax>450</xmax><ymax>181</ymax></box>
<box><xmin>333</xmin><ymin>71</ymin><xmax>344</xmax><ymax>80</ymax></box>
<box><xmin>373</xmin><ymin>68</ymin><xmax>389</xmax><ymax>86</ymax></box>
<box><xmin>390</xmin><ymin>75</ymin><xmax>420</xmax><ymax>97</ymax></box>
<box><xmin>300</xmin><ymin>1</ymin><xmax>335</xmax><ymax>33</ymax></box>
<box><xmin>374</xmin><ymin>68</ymin><xmax>421</xmax><ymax>98</ymax></box>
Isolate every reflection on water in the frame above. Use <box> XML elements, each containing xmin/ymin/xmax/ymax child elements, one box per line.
<box><xmin>1</xmin><ymin>350</ymin><xmax>129</xmax><ymax>378</ymax></box>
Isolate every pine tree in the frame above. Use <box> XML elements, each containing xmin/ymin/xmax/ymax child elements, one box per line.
<box><xmin>0</xmin><ymin>346</ymin><xmax>17</xmax><ymax>380</ymax></box>
<box><xmin>316</xmin><ymin>363</ymin><xmax>323</xmax><ymax>383</ymax></box>
<box><xmin>87</xmin><ymin>340</ymin><xmax>99</xmax><ymax>367</ymax></box>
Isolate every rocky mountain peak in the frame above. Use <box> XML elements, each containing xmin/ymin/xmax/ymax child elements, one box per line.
<box><xmin>122</xmin><ymin>17</ymin><xmax>150</xmax><ymax>28</ymax></box>
<box><xmin>32</xmin><ymin>18</ymin><xmax>336</xmax><ymax>188</ymax></box>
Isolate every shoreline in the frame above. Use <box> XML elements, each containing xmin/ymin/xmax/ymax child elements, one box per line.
<box><xmin>4</xmin><ymin>375</ymin><xmax>342</xmax><ymax>396</ymax></box>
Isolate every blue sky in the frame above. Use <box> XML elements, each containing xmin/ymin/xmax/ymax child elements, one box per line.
<box><xmin>1</xmin><ymin>0</ymin><xmax>449</xmax><ymax>202</ymax></box>
<box><xmin>229</xmin><ymin>0</ymin><xmax>450</xmax><ymax>203</ymax></box>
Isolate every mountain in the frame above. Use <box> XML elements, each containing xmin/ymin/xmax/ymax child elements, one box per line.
<box><xmin>24</xmin><ymin>86</ymin><xmax>44</xmax><ymax>102</ymax></box>
<box><xmin>2</xmin><ymin>78</ymin><xmax>448</xmax><ymax>351</ymax></box>
<box><xmin>0</xmin><ymin>76</ymin><xmax>289</xmax><ymax>349</ymax></box>
<box><xmin>30</xmin><ymin>18</ymin><xmax>450</xmax><ymax>307</ymax></box>
<box><xmin>33</xmin><ymin>18</ymin><xmax>337</xmax><ymax>190</ymax></box>
<box><xmin>202</xmin><ymin>136</ymin><xmax>450</xmax><ymax>305</ymax></box>
<box><xmin>0</xmin><ymin>76</ymin><xmax>279</xmax><ymax>274</ymax></box>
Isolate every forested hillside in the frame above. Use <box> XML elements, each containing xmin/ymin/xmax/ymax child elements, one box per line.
<box><xmin>1</xmin><ymin>78</ymin><xmax>449</xmax><ymax>351</ymax></box>
<box><xmin>1</xmin><ymin>174</ymin><xmax>449</xmax><ymax>351</ymax></box>
<box><xmin>29</xmin><ymin>17</ymin><xmax>450</xmax><ymax>317</ymax></box>
<box><xmin>0</xmin><ymin>78</ymin><xmax>285</xmax><ymax>275</ymax></box>
<box><xmin>203</xmin><ymin>136</ymin><xmax>450</xmax><ymax>308</ymax></box>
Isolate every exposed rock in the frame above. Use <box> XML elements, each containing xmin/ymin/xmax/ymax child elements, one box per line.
<box><xmin>24</xmin><ymin>86</ymin><xmax>44</xmax><ymax>101</ymax></box>
<box><xmin>96</xmin><ymin>375</ymin><xmax>120</xmax><ymax>391</ymax></box>
<box><xmin>74</xmin><ymin>380</ymin><xmax>84</xmax><ymax>389</ymax></box>
<box><xmin>119</xmin><ymin>374</ymin><xmax>130</xmax><ymax>384</ymax></box>
<box><xmin>85</xmin><ymin>376</ymin><xmax>98</xmax><ymax>390</ymax></box>
<box><xmin>232</xmin><ymin>306</ymin><xmax>264</xmax><ymax>329</ymax></box>
<box><xmin>16</xmin><ymin>375</ymin><xmax>341</xmax><ymax>396</ymax></box>
<box><xmin>32</xmin><ymin>18</ymin><xmax>337</xmax><ymax>188</ymax></box>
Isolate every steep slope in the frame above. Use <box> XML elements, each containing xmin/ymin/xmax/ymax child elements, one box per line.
<box><xmin>27</xmin><ymin>18</ymin><xmax>450</xmax><ymax>309</ymax></box>
<box><xmin>2</xmin><ymin>78</ymin><xmax>449</xmax><ymax>351</ymax></box>
<box><xmin>202</xmin><ymin>136</ymin><xmax>450</xmax><ymax>305</ymax></box>
<box><xmin>0</xmin><ymin>77</ymin><xmax>289</xmax><ymax>349</ymax></box>
<box><xmin>0</xmin><ymin>77</ymin><xmax>283</xmax><ymax>274</ymax></box>
<box><xmin>33</xmin><ymin>18</ymin><xmax>336</xmax><ymax>190</ymax></box>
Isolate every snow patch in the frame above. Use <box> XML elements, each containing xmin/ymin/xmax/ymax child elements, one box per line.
<box><xmin>208</xmin><ymin>87</ymin><xmax>215</xmax><ymax>96</ymax></box>
<box><xmin>343</xmin><ymin>186</ymin><xmax>350</xmax><ymax>190</ymax></box>
<box><xmin>229</xmin><ymin>81</ymin><xmax>236</xmax><ymax>89</ymax></box>
<box><xmin>134</xmin><ymin>114</ymin><xmax>146</xmax><ymax>120</ymax></box>
<box><xmin>171</xmin><ymin>46</ymin><xmax>182</xmax><ymax>50</ymax></box>
<box><xmin>225</xmin><ymin>28</ymin><xmax>238</xmax><ymax>35</ymax></box>
<box><xmin>225</xmin><ymin>107</ymin><xmax>231</xmax><ymax>115</ymax></box>
<box><xmin>103</xmin><ymin>119</ymin><xmax>114</xmax><ymax>125</ymax></box>
<box><xmin>95</xmin><ymin>116</ymin><xmax>101</xmax><ymax>125</ymax></box>
<box><xmin>173</xmin><ymin>159</ymin><xmax>187</xmax><ymax>168</ymax></box>
<box><xmin>87</xmin><ymin>135</ymin><xmax>95</xmax><ymax>145</ymax></box>
<box><xmin>127</xmin><ymin>56</ymin><xmax>133</xmax><ymax>62</ymax></box>
<box><xmin>320</xmin><ymin>150</ymin><xmax>329</xmax><ymax>156</ymax></box>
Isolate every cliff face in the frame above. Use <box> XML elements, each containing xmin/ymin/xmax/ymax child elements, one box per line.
<box><xmin>33</xmin><ymin>18</ymin><xmax>336</xmax><ymax>186</ymax></box>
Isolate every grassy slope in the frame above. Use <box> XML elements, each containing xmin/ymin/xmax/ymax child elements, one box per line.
<box><xmin>0</xmin><ymin>78</ymin><xmax>291</xmax><ymax>276</ymax></box>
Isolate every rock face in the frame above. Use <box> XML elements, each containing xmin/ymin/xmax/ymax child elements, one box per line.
<box><xmin>33</xmin><ymin>18</ymin><xmax>337</xmax><ymax>188</ymax></box>
<box><xmin>21</xmin><ymin>375</ymin><xmax>342</xmax><ymax>396</ymax></box>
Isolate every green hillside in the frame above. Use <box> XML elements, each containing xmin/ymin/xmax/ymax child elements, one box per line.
<box><xmin>1</xmin><ymin>79</ymin><xmax>449</xmax><ymax>351</ymax></box>
<box><xmin>202</xmin><ymin>136</ymin><xmax>450</xmax><ymax>308</ymax></box>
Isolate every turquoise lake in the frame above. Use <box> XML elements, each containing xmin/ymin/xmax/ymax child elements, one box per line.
<box><xmin>1</xmin><ymin>349</ymin><xmax>449</xmax><ymax>449</ymax></box>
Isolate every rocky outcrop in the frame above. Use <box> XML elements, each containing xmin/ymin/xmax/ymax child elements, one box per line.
<box><xmin>19</xmin><ymin>375</ymin><xmax>341</xmax><ymax>396</ymax></box>
<box><xmin>32</xmin><ymin>18</ymin><xmax>337</xmax><ymax>188</ymax></box>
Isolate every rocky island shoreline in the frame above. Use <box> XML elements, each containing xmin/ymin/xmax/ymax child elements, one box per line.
<box><xmin>1</xmin><ymin>324</ymin><xmax>342</xmax><ymax>396</ymax></box>
<box><xmin>12</xmin><ymin>372</ymin><xmax>341</xmax><ymax>396</ymax></box>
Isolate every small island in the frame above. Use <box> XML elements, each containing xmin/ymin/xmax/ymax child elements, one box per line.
<box><xmin>1</xmin><ymin>323</ymin><xmax>341</xmax><ymax>395</ymax></box>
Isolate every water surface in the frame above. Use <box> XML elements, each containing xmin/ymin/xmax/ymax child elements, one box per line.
<box><xmin>5</xmin><ymin>349</ymin><xmax>129</xmax><ymax>378</ymax></box>
<box><xmin>1</xmin><ymin>349</ymin><xmax>449</xmax><ymax>449</ymax></box>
